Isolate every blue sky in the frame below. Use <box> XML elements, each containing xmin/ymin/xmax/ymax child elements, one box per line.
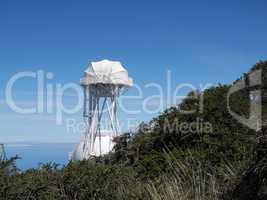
<box><xmin>0</xmin><ymin>0</ymin><xmax>267</xmax><ymax>143</ymax></box>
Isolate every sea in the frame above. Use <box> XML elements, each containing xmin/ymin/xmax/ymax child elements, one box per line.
<box><xmin>5</xmin><ymin>143</ymin><xmax>76</xmax><ymax>170</ymax></box>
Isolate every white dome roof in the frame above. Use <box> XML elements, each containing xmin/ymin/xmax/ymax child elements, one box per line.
<box><xmin>81</xmin><ymin>59</ymin><xmax>133</xmax><ymax>87</ymax></box>
<box><xmin>71</xmin><ymin>135</ymin><xmax>115</xmax><ymax>160</ymax></box>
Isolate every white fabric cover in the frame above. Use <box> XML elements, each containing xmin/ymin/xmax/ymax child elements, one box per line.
<box><xmin>81</xmin><ymin>59</ymin><xmax>133</xmax><ymax>86</ymax></box>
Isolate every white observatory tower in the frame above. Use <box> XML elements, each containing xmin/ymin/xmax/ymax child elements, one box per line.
<box><xmin>72</xmin><ymin>59</ymin><xmax>133</xmax><ymax>160</ymax></box>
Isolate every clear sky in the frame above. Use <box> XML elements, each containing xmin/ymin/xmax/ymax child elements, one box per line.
<box><xmin>0</xmin><ymin>0</ymin><xmax>267</xmax><ymax>143</ymax></box>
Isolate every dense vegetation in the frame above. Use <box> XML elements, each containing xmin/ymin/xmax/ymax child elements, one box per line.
<box><xmin>1</xmin><ymin>61</ymin><xmax>267</xmax><ymax>200</ymax></box>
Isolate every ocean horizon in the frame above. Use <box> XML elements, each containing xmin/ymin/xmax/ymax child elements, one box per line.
<box><xmin>5</xmin><ymin>142</ymin><xmax>77</xmax><ymax>170</ymax></box>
